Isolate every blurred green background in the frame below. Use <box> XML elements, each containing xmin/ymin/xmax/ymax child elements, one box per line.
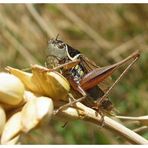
<box><xmin>0</xmin><ymin>4</ymin><xmax>148</xmax><ymax>144</ymax></box>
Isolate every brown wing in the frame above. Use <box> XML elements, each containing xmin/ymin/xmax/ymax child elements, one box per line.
<box><xmin>80</xmin><ymin>55</ymin><xmax>99</xmax><ymax>72</ymax></box>
<box><xmin>80</xmin><ymin>54</ymin><xmax>112</xmax><ymax>92</ymax></box>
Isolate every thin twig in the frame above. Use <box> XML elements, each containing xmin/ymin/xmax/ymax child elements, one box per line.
<box><xmin>134</xmin><ymin>126</ymin><xmax>148</xmax><ymax>134</ymax></box>
<box><xmin>116</xmin><ymin>115</ymin><xmax>148</xmax><ymax>126</ymax></box>
<box><xmin>57</xmin><ymin>102</ymin><xmax>148</xmax><ymax>144</ymax></box>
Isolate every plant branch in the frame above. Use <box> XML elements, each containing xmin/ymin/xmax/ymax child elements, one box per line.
<box><xmin>57</xmin><ymin>102</ymin><xmax>148</xmax><ymax>144</ymax></box>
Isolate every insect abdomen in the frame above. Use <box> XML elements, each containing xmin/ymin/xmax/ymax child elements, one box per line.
<box><xmin>70</xmin><ymin>64</ymin><xmax>85</xmax><ymax>82</ymax></box>
<box><xmin>86</xmin><ymin>85</ymin><xmax>104</xmax><ymax>100</ymax></box>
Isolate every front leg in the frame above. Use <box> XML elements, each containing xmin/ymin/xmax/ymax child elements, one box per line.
<box><xmin>52</xmin><ymin>59</ymin><xmax>80</xmax><ymax>71</ymax></box>
<box><xmin>31</xmin><ymin>64</ymin><xmax>51</xmax><ymax>72</ymax></box>
<box><xmin>31</xmin><ymin>58</ymin><xmax>80</xmax><ymax>75</ymax></box>
<box><xmin>32</xmin><ymin>59</ymin><xmax>80</xmax><ymax>73</ymax></box>
<box><xmin>53</xmin><ymin>94</ymin><xmax>86</xmax><ymax>115</ymax></box>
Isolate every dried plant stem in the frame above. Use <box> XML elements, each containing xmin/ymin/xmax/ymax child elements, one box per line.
<box><xmin>107</xmin><ymin>34</ymin><xmax>145</xmax><ymax>61</ymax></box>
<box><xmin>0</xmin><ymin>14</ymin><xmax>38</xmax><ymax>65</ymax></box>
<box><xmin>116</xmin><ymin>115</ymin><xmax>148</xmax><ymax>126</ymax></box>
<box><xmin>134</xmin><ymin>126</ymin><xmax>148</xmax><ymax>134</ymax></box>
<box><xmin>26</xmin><ymin>4</ymin><xmax>57</xmax><ymax>37</ymax></box>
<box><xmin>2</xmin><ymin>29</ymin><xmax>38</xmax><ymax>65</ymax></box>
<box><xmin>58</xmin><ymin>102</ymin><xmax>148</xmax><ymax>144</ymax></box>
<box><xmin>57</xmin><ymin>4</ymin><xmax>112</xmax><ymax>49</ymax></box>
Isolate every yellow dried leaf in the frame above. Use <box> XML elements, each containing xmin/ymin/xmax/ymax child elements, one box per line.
<box><xmin>31</xmin><ymin>65</ymin><xmax>70</xmax><ymax>101</ymax></box>
<box><xmin>6</xmin><ymin>67</ymin><xmax>39</xmax><ymax>93</ymax></box>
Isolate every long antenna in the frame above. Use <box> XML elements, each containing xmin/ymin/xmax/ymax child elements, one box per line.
<box><xmin>55</xmin><ymin>33</ymin><xmax>59</xmax><ymax>40</ymax></box>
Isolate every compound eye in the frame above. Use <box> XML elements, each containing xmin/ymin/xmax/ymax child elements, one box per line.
<box><xmin>57</xmin><ymin>43</ymin><xmax>65</xmax><ymax>49</ymax></box>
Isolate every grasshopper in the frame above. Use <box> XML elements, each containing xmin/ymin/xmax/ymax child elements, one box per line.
<box><xmin>46</xmin><ymin>36</ymin><xmax>140</xmax><ymax>119</ymax></box>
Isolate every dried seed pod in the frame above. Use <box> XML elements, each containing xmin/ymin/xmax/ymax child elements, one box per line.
<box><xmin>23</xmin><ymin>90</ymin><xmax>38</xmax><ymax>102</ymax></box>
<box><xmin>0</xmin><ymin>73</ymin><xmax>25</xmax><ymax>106</ymax></box>
<box><xmin>0</xmin><ymin>105</ymin><xmax>6</xmax><ymax>135</ymax></box>
<box><xmin>1</xmin><ymin>112</ymin><xmax>22</xmax><ymax>144</ymax></box>
<box><xmin>4</xmin><ymin>135</ymin><xmax>20</xmax><ymax>145</ymax></box>
<box><xmin>31</xmin><ymin>65</ymin><xmax>70</xmax><ymax>101</ymax></box>
<box><xmin>6</xmin><ymin>67</ymin><xmax>38</xmax><ymax>93</ymax></box>
<box><xmin>7</xmin><ymin>66</ymin><xmax>70</xmax><ymax>101</ymax></box>
<box><xmin>21</xmin><ymin>96</ymin><xmax>54</xmax><ymax>133</ymax></box>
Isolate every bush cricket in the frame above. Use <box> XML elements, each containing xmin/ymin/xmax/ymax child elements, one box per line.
<box><xmin>46</xmin><ymin>36</ymin><xmax>140</xmax><ymax>119</ymax></box>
